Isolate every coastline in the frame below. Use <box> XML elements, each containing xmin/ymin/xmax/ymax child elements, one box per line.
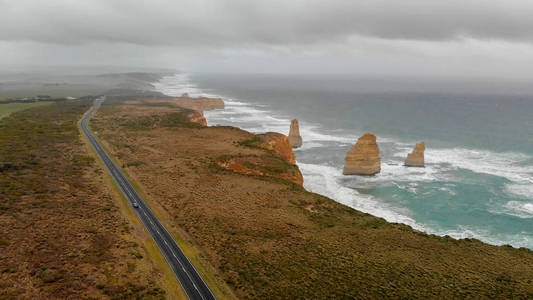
<box><xmin>152</xmin><ymin>73</ymin><xmax>533</xmax><ymax>250</ymax></box>
<box><xmin>90</xmin><ymin>96</ymin><xmax>533</xmax><ymax>298</ymax></box>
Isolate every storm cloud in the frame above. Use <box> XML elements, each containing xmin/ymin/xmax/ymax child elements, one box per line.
<box><xmin>2</xmin><ymin>0</ymin><xmax>533</xmax><ymax>46</ymax></box>
<box><xmin>2</xmin><ymin>0</ymin><xmax>533</xmax><ymax>77</ymax></box>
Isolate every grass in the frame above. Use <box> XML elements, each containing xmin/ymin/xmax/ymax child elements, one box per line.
<box><xmin>0</xmin><ymin>88</ymin><xmax>104</xmax><ymax>102</ymax></box>
<box><xmin>102</xmin><ymin>144</ymin><xmax>236</xmax><ymax>300</ymax></box>
<box><xmin>121</xmin><ymin>111</ymin><xmax>204</xmax><ymax>130</ymax></box>
<box><xmin>243</xmin><ymin>155</ymin><xmax>300</xmax><ymax>176</ymax></box>
<box><xmin>84</xmin><ymin>105</ymin><xmax>235</xmax><ymax>299</ymax></box>
<box><xmin>125</xmin><ymin>168</ymin><xmax>237</xmax><ymax>300</ymax></box>
<box><xmin>170</xmin><ymin>233</ymin><xmax>238</xmax><ymax>300</ymax></box>
<box><xmin>79</xmin><ymin>104</ymin><xmax>187</xmax><ymax>299</ymax></box>
<box><xmin>0</xmin><ymin>100</ymin><xmax>165</xmax><ymax>299</ymax></box>
<box><xmin>0</xmin><ymin>101</ymin><xmax>52</xmax><ymax>120</ymax></box>
<box><xmin>144</xmin><ymin>239</ymin><xmax>188</xmax><ymax>300</ymax></box>
<box><xmin>77</xmin><ymin>108</ymin><xmax>143</xmax><ymax>229</ymax></box>
<box><xmin>237</xmin><ymin>136</ymin><xmax>265</xmax><ymax>149</ymax></box>
<box><xmin>91</xmin><ymin>99</ymin><xmax>237</xmax><ymax>299</ymax></box>
<box><xmin>91</xmin><ymin>97</ymin><xmax>533</xmax><ymax>299</ymax></box>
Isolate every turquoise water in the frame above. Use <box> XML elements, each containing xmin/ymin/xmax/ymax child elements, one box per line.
<box><xmin>154</xmin><ymin>73</ymin><xmax>533</xmax><ymax>249</ymax></box>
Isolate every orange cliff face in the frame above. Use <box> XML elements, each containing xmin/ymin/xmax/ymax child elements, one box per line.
<box><xmin>186</xmin><ymin>111</ymin><xmax>207</xmax><ymax>126</ymax></box>
<box><xmin>257</xmin><ymin>132</ymin><xmax>296</xmax><ymax>165</ymax></box>
<box><xmin>218</xmin><ymin>156</ymin><xmax>303</xmax><ymax>185</ymax></box>
<box><xmin>216</xmin><ymin>132</ymin><xmax>303</xmax><ymax>185</ymax></box>
<box><xmin>343</xmin><ymin>133</ymin><xmax>381</xmax><ymax>175</ymax></box>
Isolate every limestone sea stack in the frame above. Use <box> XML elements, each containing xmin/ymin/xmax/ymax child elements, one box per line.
<box><xmin>288</xmin><ymin>119</ymin><xmax>303</xmax><ymax>148</ymax></box>
<box><xmin>405</xmin><ymin>142</ymin><xmax>425</xmax><ymax>167</ymax></box>
<box><xmin>343</xmin><ymin>133</ymin><xmax>381</xmax><ymax>175</ymax></box>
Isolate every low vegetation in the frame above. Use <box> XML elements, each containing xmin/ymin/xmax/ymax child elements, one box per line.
<box><xmin>93</xmin><ymin>98</ymin><xmax>533</xmax><ymax>299</ymax></box>
<box><xmin>0</xmin><ymin>100</ymin><xmax>165</xmax><ymax>299</ymax></box>
<box><xmin>237</xmin><ymin>136</ymin><xmax>265</xmax><ymax>149</ymax></box>
<box><xmin>121</xmin><ymin>111</ymin><xmax>203</xmax><ymax>130</ymax></box>
<box><xmin>0</xmin><ymin>101</ymin><xmax>52</xmax><ymax>120</ymax></box>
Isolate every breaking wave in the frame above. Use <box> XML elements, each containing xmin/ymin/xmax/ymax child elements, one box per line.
<box><xmin>154</xmin><ymin>73</ymin><xmax>533</xmax><ymax>249</ymax></box>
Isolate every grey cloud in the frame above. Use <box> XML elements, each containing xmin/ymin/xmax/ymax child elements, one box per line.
<box><xmin>3</xmin><ymin>0</ymin><xmax>533</xmax><ymax>80</ymax></box>
<box><xmin>2</xmin><ymin>0</ymin><xmax>533</xmax><ymax>47</ymax></box>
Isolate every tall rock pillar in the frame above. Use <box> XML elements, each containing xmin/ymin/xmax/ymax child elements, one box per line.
<box><xmin>343</xmin><ymin>133</ymin><xmax>381</xmax><ymax>175</ymax></box>
<box><xmin>288</xmin><ymin>119</ymin><xmax>303</xmax><ymax>148</ymax></box>
<box><xmin>405</xmin><ymin>142</ymin><xmax>425</xmax><ymax>167</ymax></box>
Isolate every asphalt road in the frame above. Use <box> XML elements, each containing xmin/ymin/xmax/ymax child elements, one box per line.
<box><xmin>81</xmin><ymin>97</ymin><xmax>216</xmax><ymax>300</ymax></box>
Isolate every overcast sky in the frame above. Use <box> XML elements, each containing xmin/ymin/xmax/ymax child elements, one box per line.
<box><xmin>2</xmin><ymin>0</ymin><xmax>533</xmax><ymax>78</ymax></box>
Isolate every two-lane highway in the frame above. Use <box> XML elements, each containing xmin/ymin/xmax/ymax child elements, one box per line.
<box><xmin>81</xmin><ymin>97</ymin><xmax>215</xmax><ymax>300</ymax></box>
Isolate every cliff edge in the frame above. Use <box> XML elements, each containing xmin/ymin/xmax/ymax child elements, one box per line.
<box><xmin>257</xmin><ymin>132</ymin><xmax>296</xmax><ymax>165</ymax></box>
<box><xmin>172</xmin><ymin>95</ymin><xmax>224</xmax><ymax>112</ymax></box>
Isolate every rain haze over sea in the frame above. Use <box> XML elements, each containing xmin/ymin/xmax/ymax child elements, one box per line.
<box><xmin>154</xmin><ymin>73</ymin><xmax>533</xmax><ymax>249</ymax></box>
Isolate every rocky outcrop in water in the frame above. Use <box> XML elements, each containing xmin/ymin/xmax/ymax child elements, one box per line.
<box><xmin>257</xmin><ymin>132</ymin><xmax>296</xmax><ymax>164</ymax></box>
<box><xmin>288</xmin><ymin>119</ymin><xmax>303</xmax><ymax>148</ymax></box>
<box><xmin>343</xmin><ymin>133</ymin><xmax>381</xmax><ymax>175</ymax></box>
<box><xmin>405</xmin><ymin>142</ymin><xmax>425</xmax><ymax>167</ymax></box>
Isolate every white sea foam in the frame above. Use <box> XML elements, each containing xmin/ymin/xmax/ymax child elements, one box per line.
<box><xmin>345</xmin><ymin>160</ymin><xmax>452</xmax><ymax>187</ymax></box>
<box><xmin>153</xmin><ymin>74</ymin><xmax>211</xmax><ymax>98</ymax></box>
<box><xmin>433</xmin><ymin>226</ymin><xmax>533</xmax><ymax>248</ymax></box>
<box><xmin>298</xmin><ymin>162</ymin><xmax>423</xmax><ymax>229</ymax></box>
<box><xmin>154</xmin><ymin>73</ymin><xmax>533</xmax><ymax>249</ymax></box>
<box><xmin>299</xmin><ymin>125</ymin><xmax>355</xmax><ymax>144</ymax></box>
<box><xmin>501</xmin><ymin>201</ymin><xmax>533</xmax><ymax>218</ymax></box>
<box><xmin>212</xmin><ymin>105</ymin><xmax>357</xmax><ymax>143</ymax></box>
<box><xmin>299</xmin><ymin>161</ymin><xmax>533</xmax><ymax>248</ymax></box>
<box><xmin>208</xmin><ymin>99</ymin><xmax>358</xmax><ymax>145</ymax></box>
<box><xmin>294</xmin><ymin>142</ymin><xmax>326</xmax><ymax>151</ymax></box>
<box><xmin>395</xmin><ymin>146</ymin><xmax>533</xmax><ymax>187</ymax></box>
<box><xmin>438</xmin><ymin>187</ymin><xmax>457</xmax><ymax>196</ymax></box>
<box><xmin>155</xmin><ymin>75</ymin><xmax>371</xmax><ymax>144</ymax></box>
<box><xmin>426</xmin><ymin>148</ymin><xmax>533</xmax><ymax>183</ymax></box>
<box><xmin>207</xmin><ymin>100</ymin><xmax>293</xmax><ymax>133</ymax></box>
<box><xmin>505</xmin><ymin>183</ymin><xmax>533</xmax><ymax>200</ymax></box>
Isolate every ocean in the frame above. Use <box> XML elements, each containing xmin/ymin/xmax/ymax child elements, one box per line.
<box><xmin>153</xmin><ymin>73</ymin><xmax>533</xmax><ymax>249</ymax></box>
